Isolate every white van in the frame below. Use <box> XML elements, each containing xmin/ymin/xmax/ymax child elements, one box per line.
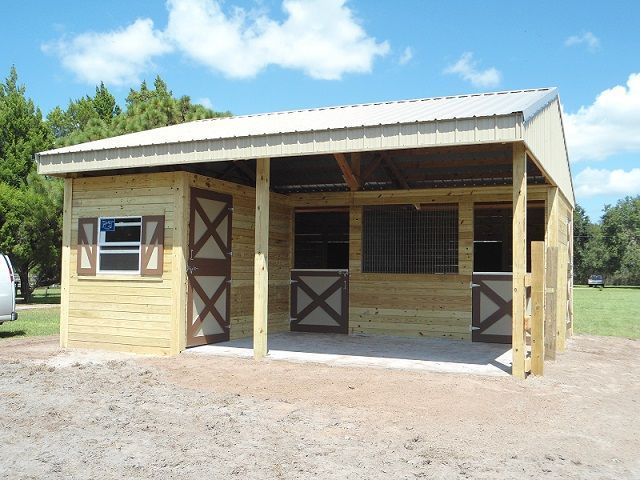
<box><xmin>0</xmin><ymin>254</ymin><xmax>18</xmax><ymax>324</ymax></box>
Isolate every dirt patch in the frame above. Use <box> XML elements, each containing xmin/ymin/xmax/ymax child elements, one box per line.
<box><xmin>0</xmin><ymin>335</ymin><xmax>638</xmax><ymax>479</ymax></box>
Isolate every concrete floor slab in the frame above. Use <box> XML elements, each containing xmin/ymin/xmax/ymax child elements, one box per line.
<box><xmin>189</xmin><ymin>332</ymin><xmax>513</xmax><ymax>376</ymax></box>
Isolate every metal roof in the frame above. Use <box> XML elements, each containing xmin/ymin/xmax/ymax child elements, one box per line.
<box><xmin>39</xmin><ymin>88</ymin><xmax>557</xmax><ymax>157</ymax></box>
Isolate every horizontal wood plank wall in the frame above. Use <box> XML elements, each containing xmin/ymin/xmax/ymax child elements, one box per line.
<box><xmin>289</xmin><ymin>187</ymin><xmax>526</xmax><ymax>340</ymax></box>
<box><xmin>68</xmin><ymin>172</ymin><xmax>178</xmax><ymax>355</ymax></box>
<box><xmin>187</xmin><ymin>174</ymin><xmax>291</xmax><ymax>341</ymax></box>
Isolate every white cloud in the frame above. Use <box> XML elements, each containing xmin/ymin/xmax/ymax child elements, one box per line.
<box><xmin>564</xmin><ymin>73</ymin><xmax>640</xmax><ymax>162</ymax></box>
<box><xmin>565</xmin><ymin>32</ymin><xmax>601</xmax><ymax>52</ymax></box>
<box><xmin>165</xmin><ymin>0</ymin><xmax>390</xmax><ymax>80</ymax></box>
<box><xmin>398</xmin><ymin>46</ymin><xmax>413</xmax><ymax>65</ymax></box>
<box><xmin>196</xmin><ymin>97</ymin><xmax>214</xmax><ymax>109</ymax></box>
<box><xmin>42</xmin><ymin>19</ymin><xmax>172</xmax><ymax>85</ymax></box>
<box><xmin>575</xmin><ymin>167</ymin><xmax>640</xmax><ymax>197</ymax></box>
<box><xmin>444</xmin><ymin>52</ymin><xmax>501</xmax><ymax>88</ymax></box>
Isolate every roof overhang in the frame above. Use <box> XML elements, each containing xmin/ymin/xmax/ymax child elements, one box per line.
<box><xmin>37</xmin><ymin>113</ymin><xmax>525</xmax><ymax>176</ymax></box>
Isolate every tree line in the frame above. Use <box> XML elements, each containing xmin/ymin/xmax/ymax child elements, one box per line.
<box><xmin>0</xmin><ymin>67</ymin><xmax>229</xmax><ymax>302</ymax></box>
<box><xmin>1</xmin><ymin>66</ymin><xmax>639</xmax><ymax>302</ymax></box>
<box><xmin>573</xmin><ymin>197</ymin><xmax>640</xmax><ymax>286</ymax></box>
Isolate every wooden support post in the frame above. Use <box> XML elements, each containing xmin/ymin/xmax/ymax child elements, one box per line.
<box><xmin>253</xmin><ymin>158</ymin><xmax>270</xmax><ymax>359</ymax></box>
<box><xmin>512</xmin><ymin>143</ymin><xmax>527</xmax><ymax>379</ymax></box>
<box><xmin>545</xmin><ymin>246</ymin><xmax>558</xmax><ymax>360</ymax></box>
<box><xmin>334</xmin><ymin>153</ymin><xmax>360</xmax><ymax>191</ymax></box>
<box><xmin>172</xmin><ymin>172</ymin><xmax>189</xmax><ymax>354</ymax></box>
<box><xmin>59</xmin><ymin>178</ymin><xmax>73</xmax><ymax>348</ymax></box>
<box><xmin>530</xmin><ymin>241</ymin><xmax>545</xmax><ymax>375</ymax></box>
<box><xmin>458</xmin><ymin>201</ymin><xmax>474</xmax><ymax>276</ymax></box>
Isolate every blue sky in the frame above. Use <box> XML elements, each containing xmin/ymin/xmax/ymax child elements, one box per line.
<box><xmin>2</xmin><ymin>0</ymin><xmax>639</xmax><ymax>222</ymax></box>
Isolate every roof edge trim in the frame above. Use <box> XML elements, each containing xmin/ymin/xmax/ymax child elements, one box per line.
<box><xmin>521</xmin><ymin>88</ymin><xmax>558</xmax><ymax>123</ymax></box>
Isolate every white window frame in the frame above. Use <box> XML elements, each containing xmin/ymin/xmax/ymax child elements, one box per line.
<box><xmin>97</xmin><ymin>216</ymin><xmax>142</xmax><ymax>275</ymax></box>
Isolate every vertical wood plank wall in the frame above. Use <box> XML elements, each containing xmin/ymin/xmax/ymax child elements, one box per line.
<box><xmin>556</xmin><ymin>193</ymin><xmax>574</xmax><ymax>350</ymax></box>
<box><xmin>67</xmin><ymin>173</ymin><xmax>177</xmax><ymax>354</ymax></box>
<box><xmin>63</xmin><ymin>171</ymin><xmax>292</xmax><ymax>355</ymax></box>
<box><xmin>544</xmin><ymin>187</ymin><xmax>574</xmax><ymax>353</ymax></box>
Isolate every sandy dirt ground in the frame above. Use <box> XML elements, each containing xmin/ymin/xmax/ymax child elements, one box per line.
<box><xmin>0</xmin><ymin>334</ymin><xmax>639</xmax><ymax>479</ymax></box>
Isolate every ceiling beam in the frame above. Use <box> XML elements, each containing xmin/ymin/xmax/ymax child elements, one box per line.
<box><xmin>361</xmin><ymin>153</ymin><xmax>384</xmax><ymax>183</ymax></box>
<box><xmin>382</xmin><ymin>157</ymin><xmax>410</xmax><ymax>189</ymax></box>
<box><xmin>333</xmin><ymin>153</ymin><xmax>360</xmax><ymax>191</ymax></box>
<box><xmin>234</xmin><ymin>160</ymin><xmax>256</xmax><ymax>183</ymax></box>
<box><xmin>350</xmin><ymin>152</ymin><xmax>361</xmax><ymax>185</ymax></box>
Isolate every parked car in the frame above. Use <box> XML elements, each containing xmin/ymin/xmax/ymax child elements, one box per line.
<box><xmin>588</xmin><ymin>274</ymin><xmax>605</xmax><ymax>288</ymax></box>
<box><xmin>0</xmin><ymin>254</ymin><xmax>18</xmax><ymax>324</ymax></box>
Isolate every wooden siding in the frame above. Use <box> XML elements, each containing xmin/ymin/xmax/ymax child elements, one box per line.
<box><xmin>67</xmin><ymin>173</ymin><xmax>177</xmax><ymax>355</ymax></box>
<box><xmin>291</xmin><ymin>187</ymin><xmax>497</xmax><ymax>340</ymax></box>
<box><xmin>187</xmin><ymin>173</ymin><xmax>292</xmax><ymax>341</ymax></box>
<box><xmin>63</xmin><ymin>171</ymin><xmax>292</xmax><ymax>355</ymax></box>
<box><xmin>349</xmin><ymin>274</ymin><xmax>471</xmax><ymax>340</ymax></box>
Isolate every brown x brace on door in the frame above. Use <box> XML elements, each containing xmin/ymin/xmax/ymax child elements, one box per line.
<box><xmin>290</xmin><ymin>270</ymin><xmax>349</xmax><ymax>334</ymax></box>
<box><xmin>471</xmin><ymin>273</ymin><xmax>513</xmax><ymax>344</ymax></box>
<box><xmin>187</xmin><ymin>188</ymin><xmax>233</xmax><ymax>347</ymax></box>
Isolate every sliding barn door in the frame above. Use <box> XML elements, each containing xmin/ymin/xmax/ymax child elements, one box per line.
<box><xmin>186</xmin><ymin>188</ymin><xmax>233</xmax><ymax>347</ymax></box>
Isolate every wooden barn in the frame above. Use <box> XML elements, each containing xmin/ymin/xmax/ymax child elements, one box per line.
<box><xmin>36</xmin><ymin>88</ymin><xmax>574</xmax><ymax>378</ymax></box>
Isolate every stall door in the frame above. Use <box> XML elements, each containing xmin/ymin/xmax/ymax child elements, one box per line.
<box><xmin>290</xmin><ymin>270</ymin><xmax>349</xmax><ymax>333</ymax></box>
<box><xmin>186</xmin><ymin>188</ymin><xmax>232</xmax><ymax>347</ymax></box>
<box><xmin>472</xmin><ymin>273</ymin><xmax>512</xmax><ymax>344</ymax></box>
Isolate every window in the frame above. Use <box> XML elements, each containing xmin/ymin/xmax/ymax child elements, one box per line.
<box><xmin>294</xmin><ymin>211</ymin><xmax>349</xmax><ymax>269</ymax></box>
<box><xmin>362</xmin><ymin>205</ymin><xmax>458</xmax><ymax>274</ymax></box>
<box><xmin>98</xmin><ymin>217</ymin><xmax>142</xmax><ymax>273</ymax></box>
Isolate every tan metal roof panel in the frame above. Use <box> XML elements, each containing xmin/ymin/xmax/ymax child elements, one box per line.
<box><xmin>38</xmin><ymin>88</ymin><xmax>557</xmax><ymax>156</ymax></box>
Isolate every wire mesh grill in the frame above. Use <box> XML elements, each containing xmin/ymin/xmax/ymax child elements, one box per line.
<box><xmin>362</xmin><ymin>205</ymin><xmax>458</xmax><ymax>274</ymax></box>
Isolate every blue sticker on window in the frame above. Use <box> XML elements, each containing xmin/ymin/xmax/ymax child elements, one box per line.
<box><xmin>100</xmin><ymin>218</ymin><xmax>116</xmax><ymax>232</ymax></box>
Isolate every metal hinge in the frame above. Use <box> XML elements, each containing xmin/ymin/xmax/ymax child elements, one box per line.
<box><xmin>228</xmin><ymin>207</ymin><xmax>234</xmax><ymax>212</ymax></box>
<box><xmin>470</xmin><ymin>282</ymin><xmax>480</xmax><ymax>289</ymax></box>
<box><xmin>470</xmin><ymin>326</ymin><xmax>480</xmax><ymax>331</ymax></box>
<box><xmin>226</xmin><ymin>279</ymin><xmax>232</xmax><ymax>285</ymax></box>
<box><xmin>290</xmin><ymin>279</ymin><xmax>298</xmax><ymax>285</ymax></box>
<box><xmin>227</xmin><ymin>251</ymin><xmax>233</xmax><ymax>257</ymax></box>
<box><xmin>289</xmin><ymin>317</ymin><xmax>297</xmax><ymax>323</ymax></box>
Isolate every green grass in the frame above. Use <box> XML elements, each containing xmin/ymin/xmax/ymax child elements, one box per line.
<box><xmin>3</xmin><ymin>286</ymin><xmax>638</xmax><ymax>341</ymax></box>
<box><xmin>16</xmin><ymin>286</ymin><xmax>61</xmax><ymax>305</ymax></box>
<box><xmin>0</xmin><ymin>307</ymin><xmax>60</xmax><ymax>339</ymax></box>
<box><xmin>573</xmin><ymin>286</ymin><xmax>640</xmax><ymax>339</ymax></box>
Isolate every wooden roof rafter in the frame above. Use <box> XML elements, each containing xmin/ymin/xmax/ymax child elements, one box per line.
<box><xmin>333</xmin><ymin>153</ymin><xmax>360</xmax><ymax>191</ymax></box>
